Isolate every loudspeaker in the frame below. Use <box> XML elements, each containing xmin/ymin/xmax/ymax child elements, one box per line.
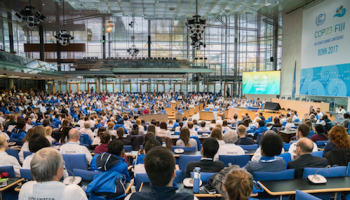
<box><xmin>270</xmin><ymin>57</ymin><xmax>274</xmax><ymax>62</ymax></box>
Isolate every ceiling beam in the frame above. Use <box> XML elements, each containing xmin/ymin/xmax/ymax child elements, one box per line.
<box><xmin>163</xmin><ymin>0</ymin><xmax>170</xmax><ymax>20</ymax></box>
<box><xmin>204</xmin><ymin>0</ymin><xmax>221</xmax><ymax>18</ymax></box>
<box><xmin>214</xmin><ymin>0</ymin><xmax>231</xmax><ymax>17</ymax></box>
<box><xmin>184</xmin><ymin>0</ymin><xmax>196</xmax><ymax>17</ymax></box>
<box><xmin>172</xmin><ymin>0</ymin><xmax>183</xmax><ymax>20</ymax></box>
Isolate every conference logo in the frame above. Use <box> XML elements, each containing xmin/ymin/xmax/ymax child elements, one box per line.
<box><xmin>334</xmin><ymin>5</ymin><xmax>346</xmax><ymax>17</ymax></box>
<box><xmin>315</xmin><ymin>13</ymin><xmax>326</xmax><ymax>26</ymax></box>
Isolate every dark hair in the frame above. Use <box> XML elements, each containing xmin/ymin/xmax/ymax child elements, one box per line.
<box><xmin>344</xmin><ymin>113</ymin><xmax>350</xmax><ymax>119</ymax></box>
<box><xmin>147</xmin><ymin>124</ymin><xmax>156</xmax><ymax>134</ymax></box>
<box><xmin>298</xmin><ymin>124</ymin><xmax>310</xmax><ymax>137</ymax></box>
<box><xmin>273</xmin><ymin>117</ymin><xmax>281</xmax><ymax>126</ymax></box>
<box><xmin>117</xmin><ymin>127</ymin><xmax>125</xmax><ymax>137</ymax></box>
<box><xmin>179</xmin><ymin>122</ymin><xmax>184</xmax><ymax>129</ymax></box>
<box><xmin>144</xmin><ymin>139</ymin><xmax>161</xmax><ymax>153</ymax></box>
<box><xmin>17</xmin><ymin>120</ymin><xmax>26</xmax><ymax>130</ymax></box>
<box><xmin>201</xmin><ymin>121</ymin><xmax>206</xmax><ymax>127</ymax></box>
<box><xmin>210</xmin><ymin>128</ymin><xmax>223</xmax><ymax>140</ymax></box>
<box><xmin>233</xmin><ymin>114</ymin><xmax>238</xmax><ymax>119</ymax></box>
<box><xmin>42</xmin><ymin>119</ymin><xmax>50</xmax><ymax>127</ymax></box>
<box><xmin>258</xmin><ymin>120</ymin><xmax>265</xmax><ymax>127</ymax></box>
<box><xmin>60</xmin><ymin>127</ymin><xmax>72</xmax><ymax>144</ymax></box>
<box><xmin>179</xmin><ymin>128</ymin><xmax>191</xmax><ymax>147</ymax></box>
<box><xmin>314</xmin><ymin>124</ymin><xmax>324</xmax><ymax>134</ymax></box>
<box><xmin>97</xmin><ymin>127</ymin><xmax>107</xmax><ymax>137</ymax></box>
<box><xmin>29</xmin><ymin>134</ymin><xmax>51</xmax><ymax>153</ymax></box>
<box><xmin>321</xmin><ymin>115</ymin><xmax>328</xmax><ymax>120</ymax></box>
<box><xmin>144</xmin><ymin>146</ymin><xmax>175</xmax><ymax>186</ymax></box>
<box><xmin>202</xmin><ymin>138</ymin><xmax>220</xmax><ymax>158</ymax></box>
<box><xmin>131</xmin><ymin>124</ymin><xmax>139</xmax><ymax>135</ymax></box>
<box><xmin>100</xmin><ymin>132</ymin><xmax>111</xmax><ymax>144</ymax></box>
<box><xmin>187</xmin><ymin>122</ymin><xmax>194</xmax><ymax>129</ymax></box>
<box><xmin>108</xmin><ymin>140</ymin><xmax>124</xmax><ymax>157</ymax></box>
<box><xmin>223</xmin><ymin>120</ymin><xmax>228</xmax><ymax>126</ymax></box>
<box><xmin>160</xmin><ymin>122</ymin><xmax>167</xmax><ymax>130</ymax></box>
<box><xmin>260</xmin><ymin>132</ymin><xmax>283</xmax><ymax>157</ymax></box>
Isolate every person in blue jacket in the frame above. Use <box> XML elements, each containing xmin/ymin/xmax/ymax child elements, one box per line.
<box><xmin>10</xmin><ymin>120</ymin><xmax>27</xmax><ymax>141</ymax></box>
<box><xmin>253</xmin><ymin>120</ymin><xmax>268</xmax><ymax>137</ymax></box>
<box><xmin>90</xmin><ymin>140</ymin><xmax>130</xmax><ymax>181</ymax></box>
<box><xmin>114</xmin><ymin>118</ymin><xmax>128</xmax><ymax>133</ymax></box>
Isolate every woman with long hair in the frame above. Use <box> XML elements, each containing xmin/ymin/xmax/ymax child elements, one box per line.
<box><xmin>176</xmin><ymin>127</ymin><xmax>197</xmax><ymax>149</ymax></box>
<box><xmin>19</xmin><ymin>128</ymin><xmax>35</xmax><ymax>162</ymax></box>
<box><xmin>224</xmin><ymin>170</ymin><xmax>253</xmax><ymax>200</ymax></box>
<box><xmin>310</xmin><ymin>124</ymin><xmax>329</xmax><ymax>142</ymax></box>
<box><xmin>324</xmin><ymin>126</ymin><xmax>350</xmax><ymax>154</ymax></box>
<box><xmin>59</xmin><ymin>127</ymin><xmax>72</xmax><ymax>144</ymax></box>
<box><xmin>130</xmin><ymin>124</ymin><xmax>140</xmax><ymax>135</ymax></box>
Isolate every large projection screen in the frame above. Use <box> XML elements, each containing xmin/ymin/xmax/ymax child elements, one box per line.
<box><xmin>242</xmin><ymin>71</ymin><xmax>281</xmax><ymax>95</ymax></box>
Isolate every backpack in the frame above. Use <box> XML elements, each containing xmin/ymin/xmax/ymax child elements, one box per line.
<box><xmin>85</xmin><ymin>171</ymin><xmax>126</xmax><ymax>200</ymax></box>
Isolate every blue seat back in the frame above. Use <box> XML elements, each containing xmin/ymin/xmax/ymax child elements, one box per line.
<box><xmin>346</xmin><ymin>162</ymin><xmax>350</xmax><ymax>176</ymax></box>
<box><xmin>0</xmin><ymin>166</ymin><xmax>16</xmax><ymax>177</ymax></box>
<box><xmin>179</xmin><ymin>155</ymin><xmax>201</xmax><ymax>171</ymax></box>
<box><xmin>238</xmin><ymin>144</ymin><xmax>258</xmax><ymax>150</ymax></box>
<box><xmin>197</xmin><ymin>131</ymin><xmax>211</xmax><ymax>135</ymax></box>
<box><xmin>161</xmin><ymin>110</ymin><xmax>166</xmax><ymax>114</ymax></box>
<box><xmin>316</xmin><ymin>140</ymin><xmax>329</xmax><ymax>147</ymax></box>
<box><xmin>73</xmin><ymin>169</ymin><xmax>102</xmax><ymax>181</ymax></box>
<box><xmin>219</xmin><ymin>155</ymin><xmax>250</xmax><ymax>167</ymax></box>
<box><xmin>294</xmin><ymin>118</ymin><xmax>300</xmax><ymax>123</ymax></box>
<box><xmin>171</xmin><ymin>146</ymin><xmax>196</xmax><ymax>152</ymax></box>
<box><xmin>124</xmin><ymin>145</ymin><xmax>132</xmax><ymax>152</ymax></box>
<box><xmin>23</xmin><ymin>151</ymin><xmax>33</xmax><ymax>159</ymax></box>
<box><xmin>204</xmin><ymin>108</ymin><xmax>210</xmax><ymax>111</ymax></box>
<box><xmin>311</xmin><ymin>151</ymin><xmax>324</xmax><ymax>157</ymax></box>
<box><xmin>276</xmin><ymin>153</ymin><xmax>292</xmax><ymax>169</ymax></box>
<box><xmin>62</xmin><ymin>154</ymin><xmax>88</xmax><ymax>175</ymax></box>
<box><xmin>253</xmin><ymin>169</ymin><xmax>295</xmax><ymax>181</ymax></box>
<box><xmin>20</xmin><ymin>169</ymin><xmax>33</xmax><ymax>180</ymax></box>
<box><xmin>135</xmin><ymin>170</ymin><xmax>182</xmax><ymax>191</ymax></box>
<box><xmin>190</xmin><ymin>172</ymin><xmax>216</xmax><ymax>183</ymax></box>
<box><xmin>174</xmin><ymin>131</ymin><xmax>180</xmax><ymax>135</ymax></box>
<box><xmin>190</xmin><ymin>136</ymin><xmax>202</xmax><ymax>151</ymax></box>
<box><xmin>79</xmin><ymin>134</ymin><xmax>92</xmax><ymax>145</ymax></box>
<box><xmin>5</xmin><ymin>149</ymin><xmax>20</xmax><ymax>163</ymax></box>
<box><xmin>282</xmin><ymin>121</ymin><xmax>287</xmax><ymax>126</ymax></box>
<box><xmin>296</xmin><ymin>190</ymin><xmax>321</xmax><ymax>200</ymax></box>
<box><xmin>302</xmin><ymin>166</ymin><xmax>346</xmax><ymax>178</ymax></box>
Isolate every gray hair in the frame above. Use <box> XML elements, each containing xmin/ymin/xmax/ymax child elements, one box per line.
<box><xmin>223</xmin><ymin>130</ymin><xmax>238</xmax><ymax>143</ymax></box>
<box><xmin>30</xmin><ymin>147</ymin><xmax>63</xmax><ymax>182</ymax></box>
<box><xmin>84</xmin><ymin>121</ymin><xmax>91</xmax><ymax>129</ymax></box>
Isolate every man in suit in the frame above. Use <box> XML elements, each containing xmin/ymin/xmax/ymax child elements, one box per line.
<box><xmin>287</xmin><ymin>138</ymin><xmax>328</xmax><ymax>178</ymax></box>
<box><xmin>186</xmin><ymin>138</ymin><xmax>225</xmax><ymax>177</ymax></box>
<box><xmin>11</xmin><ymin>86</ymin><xmax>17</xmax><ymax>94</ymax></box>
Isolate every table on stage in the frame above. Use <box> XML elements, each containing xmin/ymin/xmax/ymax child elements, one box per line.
<box><xmin>271</xmin><ymin>99</ymin><xmax>330</xmax><ymax>117</ymax></box>
<box><xmin>228</xmin><ymin>107</ymin><xmax>289</xmax><ymax>121</ymax></box>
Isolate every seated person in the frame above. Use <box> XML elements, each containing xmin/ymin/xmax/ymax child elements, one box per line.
<box><xmin>125</xmin><ymin>146</ymin><xmax>198</xmax><ymax>200</ymax></box>
<box><xmin>285</xmin><ymin>117</ymin><xmax>295</xmax><ymax>131</ymax></box>
<box><xmin>214</xmin><ymin>130</ymin><xmax>244</xmax><ymax>161</ymax></box>
<box><xmin>287</xmin><ymin>138</ymin><xmax>329</xmax><ymax>178</ymax></box>
<box><xmin>94</xmin><ymin>132</ymin><xmax>111</xmax><ymax>154</ymax></box>
<box><xmin>235</xmin><ymin>125</ymin><xmax>255</xmax><ymax>145</ymax></box>
<box><xmin>310</xmin><ymin>124</ymin><xmax>329</xmax><ymax>142</ymax></box>
<box><xmin>92</xmin><ymin>127</ymin><xmax>107</xmax><ymax>145</ymax></box>
<box><xmin>336</xmin><ymin>112</ymin><xmax>349</xmax><ymax>128</ymax></box>
<box><xmin>23</xmin><ymin>134</ymin><xmax>51</xmax><ymax>169</ymax></box>
<box><xmin>187</xmin><ymin>122</ymin><xmax>198</xmax><ymax>136</ymax></box>
<box><xmin>79</xmin><ymin>122</ymin><xmax>94</xmax><ymax>142</ymax></box>
<box><xmin>197</xmin><ymin>121</ymin><xmax>209</xmax><ymax>132</ymax></box>
<box><xmin>176</xmin><ymin>128</ymin><xmax>197</xmax><ymax>149</ymax></box>
<box><xmin>0</xmin><ymin>135</ymin><xmax>21</xmax><ymax>177</ymax></box>
<box><xmin>134</xmin><ymin>139</ymin><xmax>161</xmax><ymax>175</ymax></box>
<box><xmin>90</xmin><ymin>140</ymin><xmax>130</xmax><ymax>181</ymax></box>
<box><xmin>252</xmin><ymin>120</ymin><xmax>268</xmax><ymax>137</ymax></box>
<box><xmin>186</xmin><ymin>138</ymin><xmax>225</xmax><ymax>177</ymax></box>
<box><xmin>116</xmin><ymin>127</ymin><xmax>131</xmax><ymax>145</ymax></box>
<box><xmin>288</xmin><ymin>124</ymin><xmax>318</xmax><ymax>160</ymax></box>
<box><xmin>324</xmin><ymin>126</ymin><xmax>350</xmax><ymax>154</ymax></box>
<box><xmin>59</xmin><ymin>128</ymin><xmax>92</xmax><ymax>165</ymax></box>
<box><xmin>19</xmin><ymin>148</ymin><xmax>87</xmax><ymax>200</ymax></box>
<box><xmin>222</xmin><ymin>120</ymin><xmax>230</xmax><ymax>132</ymax></box>
<box><xmin>10</xmin><ymin>120</ymin><xmax>27</xmax><ymax>141</ymax></box>
<box><xmin>224</xmin><ymin>170</ymin><xmax>253</xmax><ymax>200</ymax></box>
<box><xmin>244</xmin><ymin>131</ymin><xmax>285</xmax><ymax>174</ymax></box>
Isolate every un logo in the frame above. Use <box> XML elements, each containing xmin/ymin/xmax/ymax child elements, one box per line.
<box><xmin>315</xmin><ymin>13</ymin><xmax>326</xmax><ymax>26</ymax></box>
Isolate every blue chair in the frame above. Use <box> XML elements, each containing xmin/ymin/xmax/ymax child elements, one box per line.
<box><xmin>296</xmin><ymin>190</ymin><xmax>321</xmax><ymax>200</ymax></box>
<box><xmin>79</xmin><ymin>134</ymin><xmax>92</xmax><ymax>145</ymax></box>
<box><xmin>135</xmin><ymin>170</ymin><xmax>182</xmax><ymax>190</ymax></box>
<box><xmin>161</xmin><ymin>110</ymin><xmax>166</xmax><ymax>114</ymax></box>
<box><xmin>171</xmin><ymin>146</ymin><xmax>196</xmax><ymax>152</ymax></box>
<box><xmin>213</xmin><ymin>108</ymin><xmax>218</xmax><ymax>112</ymax></box>
<box><xmin>20</xmin><ymin>169</ymin><xmax>33</xmax><ymax>180</ymax></box>
<box><xmin>197</xmin><ymin>131</ymin><xmax>211</xmax><ymax>135</ymax></box>
<box><xmin>178</xmin><ymin>155</ymin><xmax>201</xmax><ymax>179</ymax></box>
<box><xmin>294</xmin><ymin>118</ymin><xmax>300</xmax><ymax>123</ymax></box>
<box><xmin>0</xmin><ymin>166</ymin><xmax>16</xmax><ymax>177</ymax></box>
<box><xmin>253</xmin><ymin>169</ymin><xmax>295</xmax><ymax>181</ymax></box>
<box><xmin>133</xmin><ymin>108</ymin><xmax>139</xmax><ymax>113</ymax></box>
<box><xmin>73</xmin><ymin>169</ymin><xmax>102</xmax><ymax>181</ymax></box>
<box><xmin>5</xmin><ymin>149</ymin><xmax>20</xmax><ymax>163</ymax></box>
<box><xmin>174</xmin><ymin>131</ymin><xmax>180</xmax><ymax>135</ymax></box>
<box><xmin>124</xmin><ymin>145</ymin><xmax>132</xmax><ymax>152</ymax></box>
<box><xmin>311</xmin><ymin>151</ymin><xmax>324</xmax><ymax>157</ymax></box>
<box><xmin>62</xmin><ymin>154</ymin><xmax>89</xmax><ymax>175</ymax></box>
<box><xmin>282</xmin><ymin>121</ymin><xmax>287</xmax><ymax>126</ymax></box>
<box><xmin>316</xmin><ymin>140</ymin><xmax>329</xmax><ymax>147</ymax></box>
<box><xmin>283</xmin><ymin>143</ymin><xmax>291</xmax><ymax>151</ymax></box>
<box><xmin>219</xmin><ymin>155</ymin><xmax>250</xmax><ymax>167</ymax></box>
<box><xmin>23</xmin><ymin>151</ymin><xmax>33</xmax><ymax>159</ymax></box>
<box><xmin>190</xmin><ymin>136</ymin><xmax>202</xmax><ymax>151</ymax></box>
<box><xmin>302</xmin><ymin>166</ymin><xmax>346</xmax><ymax>178</ymax></box>
<box><xmin>178</xmin><ymin>110</ymin><xmax>183</xmax><ymax>114</ymax></box>
<box><xmin>204</xmin><ymin>108</ymin><xmax>210</xmax><ymax>111</ymax></box>
<box><xmin>238</xmin><ymin>144</ymin><xmax>259</xmax><ymax>150</ymax></box>
<box><xmin>276</xmin><ymin>153</ymin><xmax>292</xmax><ymax>169</ymax></box>
<box><xmin>190</xmin><ymin>172</ymin><xmax>216</xmax><ymax>183</ymax></box>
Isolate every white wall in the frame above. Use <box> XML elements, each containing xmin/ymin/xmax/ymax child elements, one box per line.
<box><xmin>244</xmin><ymin>94</ymin><xmax>278</xmax><ymax>101</ymax></box>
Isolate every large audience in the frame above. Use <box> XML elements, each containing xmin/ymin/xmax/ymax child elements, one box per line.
<box><xmin>0</xmin><ymin>90</ymin><xmax>349</xmax><ymax>200</ymax></box>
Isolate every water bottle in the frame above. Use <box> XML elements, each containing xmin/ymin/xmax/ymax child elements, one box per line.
<box><xmin>162</xmin><ymin>142</ymin><xmax>166</xmax><ymax>147</ymax></box>
<box><xmin>193</xmin><ymin>167</ymin><xmax>201</xmax><ymax>193</ymax></box>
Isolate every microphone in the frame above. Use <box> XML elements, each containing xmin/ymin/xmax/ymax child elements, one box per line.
<box><xmin>63</xmin><ymin>169</ymin><xmax>82</xmax><ymax>185</ymax></box>
<box><xmin>307</xmin><ymin>165</ymin><xmax>330</xmax><ymax>184</ymax></box>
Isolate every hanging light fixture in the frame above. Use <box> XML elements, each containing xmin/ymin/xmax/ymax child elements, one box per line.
<box><xmin>185</xmin><ymin>0</ymin><xmax>207</xmax><ymax>50</ymax></box>
<box><xmin>127</xmin><ymin>16</ymin><xmax>140</xmax><ymax>57</ymax></box>
<box><xmin>55</xmin><ymin>0</ymin><xmax>74</xmax><ymax>46</ymax></box>
<box><xmin>15</xmin><ymin>0</ymin><xmax>46</xmax><ymax>29</ymax></box>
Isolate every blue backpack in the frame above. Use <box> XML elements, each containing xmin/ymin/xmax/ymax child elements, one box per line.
<box><xmin>85</xmin><ymin>171</ymin><xmax>126</xmax><ymax>200</ymax></box>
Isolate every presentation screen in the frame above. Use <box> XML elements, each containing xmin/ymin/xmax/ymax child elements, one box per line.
<box><xmin>242</xmin><ymin>71</ymin><xmax>281</xmax><ymax>95</ymax></box>
<box><xmin>300</xmin><ymin>0</ymin><xmax>350</xmax><ymax>96</ymax></box>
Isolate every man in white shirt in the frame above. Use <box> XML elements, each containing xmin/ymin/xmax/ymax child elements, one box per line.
<box><xmin>19</xmin><ymin>147</ymin><xmax>87</xmax><ymax>200</ymax></box>
<box><xmin>0</xmin><ymin>135</ymin><xmax>21</xmax><ymax>177</ymax></box>
<box><xmin>214</xmin><ymin>130</ymin><xmax>244</xmax><ymax>161</ymax></box>
<box><xmin>252</xmin><ymin>112</ymin><xmax>261</xmax><ymax>124</ymax></box>
<box><xmin>60</xmin><ymin>128</ymin><xmax>92</xmax><ymax>165</ymax></box>
<box><xmin>337</xmin><ymin>106</ymin><xmax>346</xmax><ymax>117</ymax></box>
<box><xmin>288</xmin><ymin>124</ymin><xmax>318</xmax><ymax>160</ymax></box>
<box><xmin>187</xmin><ymin>122</ymin><xmax>198</xmax><ymax>136</ymax></box>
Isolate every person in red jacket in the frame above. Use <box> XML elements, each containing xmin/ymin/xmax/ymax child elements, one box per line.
<box><xmin>94</xmin><ymin>132</ymin><xmax>110</xmax><ymax>154</ymax></box>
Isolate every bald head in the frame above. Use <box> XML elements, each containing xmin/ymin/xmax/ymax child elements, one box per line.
<box><xmin>69</xmin><ymin>128</ymin><xmax>80</xmax><ymax>142</ymax></box>
<box><xmin>296</xmin><ymin>138</ymin><xmax>313</xmax><ymax>154</ymax></box>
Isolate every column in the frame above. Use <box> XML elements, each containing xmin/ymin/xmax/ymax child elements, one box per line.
<box><xmin>7</xmin><ymin>12</ymin><xmax>14</xmax><ymax>53</ymax></box>
<box><xmin>102</xmin><ymin>16</ymin><xmax>106</xmax><ymax>59</ymax></box>
<box><xmin>233</xmin><ymin>15</ymin><xmax>238</xmax><ymax>97</ymax></box>
<box><xmin>96</xmin><ymin>77</ymin><xmax>100</xmax><ymax>93</ymax></box>
<box><xmin>8</xmin><ymin>79</ymin><xmax>14</xmax><ymax>90</ymax></box>
<box><xmin>39</xmin><ymin>25</ymin><xmax>45</xmax><ymax>61</ymax></box>
<box><xmin>56</xmin><ymin>4</ymin><xmax>61</xmax><ymax>71</ymax></box>
<box><xmin>272</xmin><ymin>22</ymin><xmax>278</xmax><ymax>70</ymax></box>
<box><xmin>148</xmin><ymin>20</ymin><xmax>151</xmax><ymax>58</ymax></box>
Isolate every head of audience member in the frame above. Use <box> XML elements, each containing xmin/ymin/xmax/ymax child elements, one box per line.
<box><xmin>147</xmin><ymin>124</ymin><xmax>156</xmax><ymax>134</ymax></box>
<box><xmin>211</xmin><ymin>119</ymin><xmax>216</xmax><ymax>124</ymax></box>
<box><xmin>187</xmin><ymin>122</ymin><xmax>194</xmax><ymax>129</ymax></box>
<box><xmin>29</xmin><ymin>134</ymin><xmax>51</xmax><ymax>153</ymax></box>
<box><xmin>193</xmin><ymin>119</ymin><xmax>198</xmax><ymax>125</ymax></box>
<box><xmin>223</xmin><ymin>130</ymin><xmax>238</xmax><ymax>144</ymax></box>
<box><xmin>45</xmin><ymin>127</ymin><xmax>52</xmax><ymax>138</ymax></box>
<box><xmin>68</xmin><ymin>128</ymin><xmax>80</xmax><ymax>142</ymax></box>
<box><xmin>22</xmin><ymin>128</ymin><xmax>35</xmax><ymax>144</ymax></box>
<box><xmin>233</xmin><ymin>114</ymin><xmax>238</xmax><ymax>120</ymax></box>
<box><xmin>314</xmin><ymin>124</ymin><xmax>324</xmax><ymax>135</ymax></box>
<box><xmin>295</xmin><ymin>138</ymin><xmax>314</xmax><ymax>157</ymax></box>
<box><xmin>62</xmin><ymin>119</ymin><xmax>69</xmax><ymax>128</ymax></box>
<box><xmin>210</xmin><ymin>127</ymin><xmax>223</xmax><ymax>141</ymax></box>
<box><xmin>144</xmin><ymin>139</ymin><xmax>161</xmax><ymax>154</ymax></box>
<box><xmin>34</xmin><ymin>125</ymin><xmax>45</xmax><ymax>136</ymax></box>
<box><xmin>160</xmin><ymin>122</ymin><xmax>167</xmax><ymax>130</ymax></box>
<box><xmin>222</xmin><ymin>120</ymin><xmax>228</xmax><ymax>127</ymax></box>
<box><xmin>100</xmin><ymin>132</ymin><xmax>111</xmax><ymax>145</ymax></box>
<box><xmin>287</xmin><ymin>117</ymin><xmax>293</xmax><ymax>123</ymax></box>
<box><xmin>258</xmin><ymin>120</ymin><xmax>265</xmax><ymax>128</ymax></box>
<box><xmin>108</xmin><ymin>121</ymin><xmax>115</xmax><ymax>130</ymax></box>
<box><xmin>201</xmin><ymin>138</ymin><xmax>220</xmax><ymax>159</ymax></box>
<box><xmin>0</xmin><ymin>135</ymin><xmax>8</xmax><ymax>151</ymax></box>
<box><xmin>25</xmin><ymin>117</ymin><xmax>32</xmax><ymax>125</ymax></box>
<box><xmin>344</xmin><ymin>113</ymin><xmax>350</xmax><ymax>119</ymax></box>
<box><xmin>97</xmin><ymin>127</ymin><xmax>107</xmax><ymax>137</ymax></box>
<box><xmin>30</xmin><ymin>148</ymin><xmax>65</xmax><ymax>182</ymax></box>
<box><xmin>328</xmin><ymin>126</ymin><xmax>350</xmax><ymax>149</ymax></box>
<box><xmin>60</xmin><ymin>126</ymin><xmax>72</xmax><ymax>144</ymax></box>
<box><xmin>178</xmin><ymin>122</ymin><xmax>184</xmax><ymax>129</ymax></box>
<box><xmin>179</xmin><ymin>128</ymin><xmax>191</xmax><ymax>147</ymax></box>
<box><xmin>84</xmin><ymin>122</ymin><xmax>91</xmax><ymax>129</ymax></box>
<box><xmin>144</xmin><ymin>146</ymin><xmax>176</xmax><ymax>187</ymax></box>
<box><xmin>201</xmin><ymin>121</ymin><xmax>206</xmax><ymax>128</ymax></box>
<box><xmin>9</xmin><ymin>114</ymin><xmax>16</xmax><ymax>122</ymax></box>
<box><xmin>321</xmin><ymin>115</ymin><xmax>328</xmax><ymax>121</ymax></box>
<box><xmin>254</xmin><ymin>112</ymin><xmax>259</xmax><ymax>118</ymax></box>
<box><xmin>274</xmin><ymin>117</ymin><xmax>281</xmax><ymax>126</ymax></box>
<box><xmin>243</xmin><ymin>119</ymin><xmax>250</xmax><ymax>128</ymax></box>
<box><xmin>224</xmin><ymin>170</ymin><xmax>253</xmax><ymax>200</ymax></box>
<box><xmin>215</xmin><ymin>124</ymin><xmax>223</xmax><ymax>131</ymax></box>
<box><xmin>136</xmin><ymin>119</ymin><xmax>141</xmax><ymax>126</ymax></box>
<box><xmin>117</xmin><ymin>127</ymin><xmax>125</xmax><ymax>138</ymax></box>
<box><xmin>108</xmin><ymin>140</ymin><xmax>125</xmax><ymax>158</ymax></box>
<box><xmin>237</xmin><ymin>125</ymin><xmax>247</xmax><ymax>138</ymax></box>
<box><xmin>304</xmin><ymin>119</ymin><xmax>313</xmax><ymax>130</ymax></box>
<box><xmin>260</xmin><ymin>131</ymin><xmax>283</xmax><ymax>157</ymax></box>
<box><xmin>296</xmin><ymin>124</ymin><xmax>310</xmax><ymax>140</ymax></box>
<box><xmin>131</xmin><ymin>124</ymin><xmax>139</xmax><ymax>135</ymax></box>
<box><xmin>17</xmin><ymin>120</ymin><xmax>26</xmax><ymax>131</ymax></box>
<box><xmin>142</xmin><ymin>132</ymin><xmax>156</xmax><ymax>147</ymax></box>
